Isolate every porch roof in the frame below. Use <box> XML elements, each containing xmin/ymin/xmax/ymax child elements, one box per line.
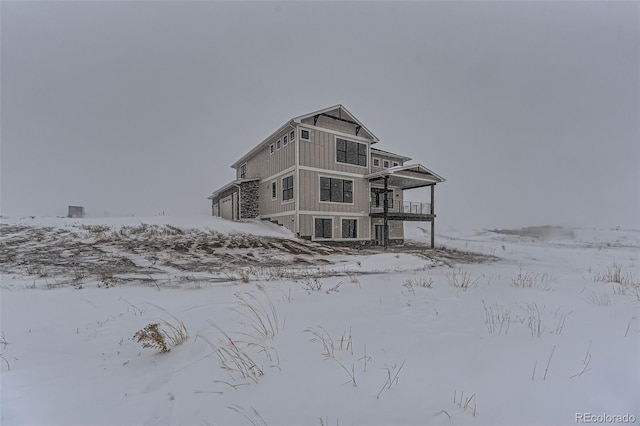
<box><xmin>365</xmin><ymin>164</ymin><xmax>445</xmax><ymax>189</ymax></box>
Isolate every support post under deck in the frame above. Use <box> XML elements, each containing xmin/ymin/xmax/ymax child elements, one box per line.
<box><xmin>383</xmin><ymin>176</ymin><xmax>389</xmax><ymax>249</ymax></box>
<box><xmin>430</xmin><ymin>184</ymin><xmax>435</xmax><ymax>248</ymax></box>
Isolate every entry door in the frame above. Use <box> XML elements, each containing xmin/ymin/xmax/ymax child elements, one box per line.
<box><xmin>374</xmin><ymin>225</ymin><xmax>385</xmax><ymax>246</ymax></box>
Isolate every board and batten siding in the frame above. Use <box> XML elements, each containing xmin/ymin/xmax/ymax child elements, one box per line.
<box><xmin>259</xmin><ymin>178</ymin><xmax>295</xmax><ymax>216</ymax></box>
<box><xmin>297</xmin><ymin>169</ymin><xmax>370</xmax><ymax>214</ymax></box>
<box><xmin>237</xmin><ymin>129</ymin><xmax>295</xmax><ymax>180</ymax></box>
<box><xmin>300</xmin><ymin>114</ymin><xmax>371</xmax><ymax>139</ymax></box>
<box><xmin>298</xmin><ymin>128</ymin><xmax>371</xmax><ymax>174</ymax></box>
<box><xmin>298</xmin><ymin>214</ymin><xmax>370</xmax><ymax>241</ymax></box>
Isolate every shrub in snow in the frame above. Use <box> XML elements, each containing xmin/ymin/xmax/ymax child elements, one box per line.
<box><xmin>134</xmin><ymin>323</ymin><xmax>170</xmax><ymax>353</ymax></box>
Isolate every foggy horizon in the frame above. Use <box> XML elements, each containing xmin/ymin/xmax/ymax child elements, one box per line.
<box><xmin>2</xmin><ymin>1</ymin><xmax>638</xmax><ymax>231</ymax></box>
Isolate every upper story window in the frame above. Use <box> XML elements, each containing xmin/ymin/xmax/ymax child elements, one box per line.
<box><xmin>239</xmin><ymin>163</ymin><xmax>247</xmax><ymax>179</ymax></box>
<box><xmin>276</xmin><ymin>139</ymin><xmax>281</xmax><ymax>150</ymax></box>
<box><xmin>271</xmin><ymin>181</ymin><xmax>277</xmax><ymax>199</ymax></box>
<box><xmin>290</xmin><ymin>130</ymin><xmax>295</xmax><ymax>141</ymax></box>
<box><xmin>383</xmin><ymin>160</ymin><xmax>390</xmax><ymax>168</ymax></box>
<box><xmin>282</xmin><ymin>175</ymin><xmax>294</xmax><ymax>201</ymax></box>
<box><xmin>373</xmin><ymin>158</ymin><xmax>380</xmax><ymax>167</ymax></box>
<box><xmin>336</xmin><ymin>138</ymin><xmax>366</xmax><ymax>167</ymax></box>
<box><xmin>270</xmin><ymin>144</ymin><xmax>275</xmax><ymax>154</ymax></box>
<box><xmin>283</xmin><ymin>135</ymin><xmax>288</xmax><ymax>146</ymax></box>
<box><xmin>393</xmin><ymin>161</ymin><xmax>399</xmax><ymax>167</ymax></box>
<box><xmin>320</xmin><ymin>177</ymin><xmax>353</xmax><ymax>203</ymax></box>
<box><xmin>300</xmin><ymin>129</ymin><xmax>310</xmax><ymax>140</ymax></box>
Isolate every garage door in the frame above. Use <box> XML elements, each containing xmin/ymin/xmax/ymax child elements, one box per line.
<box><xmin>219</xmin><ymin>195</ymin><xmax>233</xmax><ymax>220</ymax></box>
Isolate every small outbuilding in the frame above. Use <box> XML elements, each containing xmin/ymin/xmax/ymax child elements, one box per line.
<box><xmin>67</xmin><ymin>206</ymin><xmax>85</xmax><ymax>218</ymax></box>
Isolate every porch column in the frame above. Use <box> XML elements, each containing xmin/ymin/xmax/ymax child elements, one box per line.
<box><xmin>383</xmin><ymin>175</ymin><xmax>389</xmax><ymax>248</ymax></box>
<box><xmin>430</xmin><ymin>184</ymin><xmax>435</xmax><ymax>248</ymax></box>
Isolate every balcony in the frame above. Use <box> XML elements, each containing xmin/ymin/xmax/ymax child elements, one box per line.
<box><xmin>370</xmin><ymin>201</ymin><xmax>434</xmax><ymax>221</ymax></box>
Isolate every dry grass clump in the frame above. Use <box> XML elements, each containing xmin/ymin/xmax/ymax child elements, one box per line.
<box><xmin>594</xmin><ymin>263</ymin><xmax>639</xmax><ymax>301</ymax></box>
<box><xmin>134</xmin><ymin>323</ymin><xmax>170</xmax><ymax>353</ymax></box>
<box><xmin>446</xmin><ymin>268</ymin><xmax>478</xmax><ymax>290</ymax></box>
<box><xmin>133</xmin><ymin>305</ymin><xmax>189</xmax><ymax>353</ymax></box>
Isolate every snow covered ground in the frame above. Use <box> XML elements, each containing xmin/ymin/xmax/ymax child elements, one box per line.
<box><xmin>1</xmin><ymin>217</ymin><xmax>638</xmax><ymax>426</ymax></box>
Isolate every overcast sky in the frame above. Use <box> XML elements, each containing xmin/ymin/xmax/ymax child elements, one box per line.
<box><xmin>1</xmin><ymin>1</ymin><xmax>638</xmax><ymax>230</ymax></box>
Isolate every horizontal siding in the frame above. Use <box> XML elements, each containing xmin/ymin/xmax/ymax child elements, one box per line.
<box><xmin>299</xmin><ymin>128</ymin><xmax>371</xmax><ymax>174</ymax></box>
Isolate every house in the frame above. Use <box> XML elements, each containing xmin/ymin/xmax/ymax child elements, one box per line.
<box><xmin>208</xmin><ymin>105</ymin><xmax>445</xmax><ymax>247</ymax></box>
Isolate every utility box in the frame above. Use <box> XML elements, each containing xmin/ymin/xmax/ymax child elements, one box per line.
<box><xmin>68</xmin><ymin>206</ymin><xmax>85</xmax><ymax>218</ymax></box>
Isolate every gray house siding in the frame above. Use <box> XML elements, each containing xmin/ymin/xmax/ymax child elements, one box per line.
<box><xmin>298</xmin><ymin>127</ymin><xmax>372</xmax><ymax>175</ymax></box>
<box><xmin>297</xmin><ymin>169</ymin><xmax>369</xmax><ymax>213</ymax></box>
<box><xmin>238</xmin><ymin>129</ymin><xmax>295</xmax><ymax>180</ymax></box>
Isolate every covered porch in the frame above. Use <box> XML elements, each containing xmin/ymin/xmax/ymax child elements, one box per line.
<box><xmin>366</xmin><ymin>164</ymin><xmax>445</xmax><ymax>248</ymax></box>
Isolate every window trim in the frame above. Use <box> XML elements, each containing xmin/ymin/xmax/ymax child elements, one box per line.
<box><xmin>290</xmin><ymin>130</ymin><xmax>295</xmax><ymax>143</ymax></box>
<box><xmin>340</xmin><ymin>217</ymin><xmax>358</xmax><ymax>239</ymax></box>
<box><xmin>239</xmin><ymin>163</ymin><xmax>247</xmax><ymax>179</ymax></box>
<box><xmin>393</xmin><ymin>161</ymin><xmax>399</xmax><ymax>167</ymax></box>
<box><xmin>334</xmin><ymin>136</ymin><xmax>368</xmax><ymax>168</ymax></box>
<box><xmin>276</xmin><ymin>139</ymin><xmax>281</xmax><ymax>150</ymax></box>
<box><xmin>383</xmin><ymin>160</ymin><xmax>390</xmax><ymax>168</ymax></box>
<box><xmin>281</xmin><ymin>174</ymin><xmax>294</xmax><ymax>204</ymax></box>
<box><xmin>312</xmin><ymin>216</ymin><xmax>333</xmax><ymax>240</ymax></box>
<box><xmin>271</xmin><ymin>181</ymin><xmax>277</xmax><ymax>200</ymax></box>
<box><xmin>270</xmin><ymin>144</ymin><xmax>275</xmax><ymax>154</ymax></box>
<box><xmin>318</xmin><ymin>175</ymin><xmax>355</xmax><ymax>205</ymax></box>
<box><xmin>300</xmin><ymin>128</ymin><xmax>310</xmax><ymax>140</ymax></box>
<box><xmin>373</xmin><ymin>158</ymin><xmax>380</xmax><ymax>167</ymax></box>
<box><xmin>283</xmin><ymin>134</ymin><xmax>288</xmax><ymax>146</ymax></box>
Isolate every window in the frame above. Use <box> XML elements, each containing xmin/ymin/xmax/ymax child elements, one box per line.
<box><xmin>320</xmin><ymin>177</ymin><xmax>353</xmax><ymax>203</ymax></box>
<box><xmin>383</xmin><ymin>160</ymin><xmax>390</xmax><ymax>168</ymax></box>
<box><xmin>276</xmin><ymin>139</ymin><xmax>281</xmax><ymax>150</ymax></box>
<box><xmin>342</xmin><ymin>219</ymin><xmax>357</xmax><ymax>239</ymax></box>
<box><xmin>290</xmin><ymin>130</ymin><xmax>295</xmax><ymax>141</ymax></box>
<box><xmin>373</xmin><ymin>158</ymin><xmax>380</xmax><ymax>167</ymax></box>
<box><xmin>393</xmin><ymin>161</ymin><xmax>399</xmax><ymax>167</ymax></box>
<box><xmin>315</xmin><ymin>218</ymin><xmax>332</xmax><ymax>239</ymax></box>
<box><xmin>282</xmin><ymin>175</ymin><xmax>294</xmax><ymax>201</ymax></box>
<box><xmin>300</xmin><ymin>129</ymin><xmax>310</xmax><ymax>140</ymax></box>
<box><xmin>270</xmin><ymin>144</ymin><xmax>275</xmax><ymax>154</ymax></box>
<box><xmin>239</xmin><ymin>163</ymin><xmax>246</xmax><ymax>179</ymax></box>
<box><xmin>271</xmin><ymin>181</ymin><xmax>277</xmax><ymax>199</ymax></box>
<box><xmin>283</xmin><ymin>135</ymin><xmax>288</xmax><ymax>146</ymax></box>
<box><xmin>336</xmin><ymin>138</ymin><xmax>367</xmax><ymax>166</ymax></box>
<box><xmin>371</xmin><ymin>189</ymin><xmax>394</xmax><ymax>208</ymax></box>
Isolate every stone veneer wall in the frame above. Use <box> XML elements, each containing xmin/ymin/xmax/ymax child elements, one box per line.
<box><xmin>240</xmin><ymin>180</ymin><xmax>260</xmax><ymax>219</ymax></box>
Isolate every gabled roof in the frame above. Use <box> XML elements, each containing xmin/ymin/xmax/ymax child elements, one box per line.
<box><xmin>292</xmin><ymin>104</ymin><xmax>380</xmax><ymax>143</ymax></box>
<box><xmin>231</xmin><ymin>105</ymin><xmax>378</xmax><ymax>169</ymax></box>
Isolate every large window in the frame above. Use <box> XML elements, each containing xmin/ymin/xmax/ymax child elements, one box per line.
<box><xmin>336</xmin><ymin>138</ymin><xmax>367</xmax><ymax>167</ymax></box>
<box><xmin>320</xmin><ymin>177</ymin><xmax>353</xmax><ymax>203</ymax></box>
<box><xmin>315</xmin><ymin>218</ymin><xmax>332</xmax><ymax>239</ymax></box>
<box><xmin>342</xmin><ymin>219</ymin><xmax>357</xmax><ymax>239</ymax></box>
<box><xmin>240</xmin><ymin>163</ymin><xmax>246</xmax><ymax>179</ymax></box>
<box><xmin>282</xmin><ymin>176</ymin><xmax>294</xmax><ymax>201</ymax></box>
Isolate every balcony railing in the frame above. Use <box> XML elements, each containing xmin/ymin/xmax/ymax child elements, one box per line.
<box><xmin>370</xmin><ymin>201</ymin><xmax>432</xmax><ymax>215</ymax></box>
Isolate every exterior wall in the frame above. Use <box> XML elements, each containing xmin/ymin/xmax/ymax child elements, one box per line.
<box><xmin>298</xmin><ymin>127</ymin><xmax>372</xmax><ymax>175</ymax></box>
<box><xmin>301</xmin><ymin>114</ymin><xmax>364</xmax><ymax>138</ymax></box>
<box><xmin>297</xmin><ymin>168</ymin><xmax>370</xmax><ymax>214</ymax></box>
<box><xmin>237</xmin><ymin>127</ymin><xmax>296</xmax><ymax>180</ymax></box>
<box><xmin>239</xmin><ymin>180</ymin><xmax>259</xmax><ymax>219</ymax></box>
<box><xmin>298</xmin><ymin>213</ymin><xmax>370</xmax><ymax>242</ymax></box>
<box><xmin>267</xmin><ymin>213</ymin><xmax>296</xmax><ymax>234</ymax></box>
<box><xmin>212</xmin><ymin>186</ymin><xmax>239</xmax><ymax>220</ymax></box>
<box><xmin>258</xmin><ymin>176</ymin><xmax>296</xmax><ymax>216</ymax></box>
<box><xmin>371</xmin><ymin>154</ymin><xmax>404</xmax><ymax>171</ymax></box>
<box><xmin>370</xmin><ymin>218</ymin><xmax>404</xmax><ymax>240</ymax></box>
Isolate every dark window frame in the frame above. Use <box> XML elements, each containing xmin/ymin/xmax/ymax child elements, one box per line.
<box><xmin>282</xmin><ymin>175</ymin><xmax>294</xmax><ymax>201</ymax></box>
<box><xmin>300</xmin><ymin>129</ymin><xmax>310</xmax><ymax>140</ymax></box>
<box><xmin>341</xmin><ymin>219</ymin><xmax>358</xmax><ymax>239</ymax></box>
<box><xmin>239</xmin><ymin>163</ymin><xmax>247</xmax><ymax>179</ymax></box>
<box><xmin>320</xmin><ymin>177</ymin><xmax>353</xmax><ymax>203</ymax></box>
<box><xmin>271</xmin><ymin>181</ymin><xmax>277</xmax><ymax>199</ymax></box>
<box><xmin>336</xmin><ymin>138</ymin><xmax>367</xmax><ymax>167</ymax></box>
<box><xmin>314</xmin><ymin>218</ymin><xmax>332</xmax><ymax>239</ymax></box>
